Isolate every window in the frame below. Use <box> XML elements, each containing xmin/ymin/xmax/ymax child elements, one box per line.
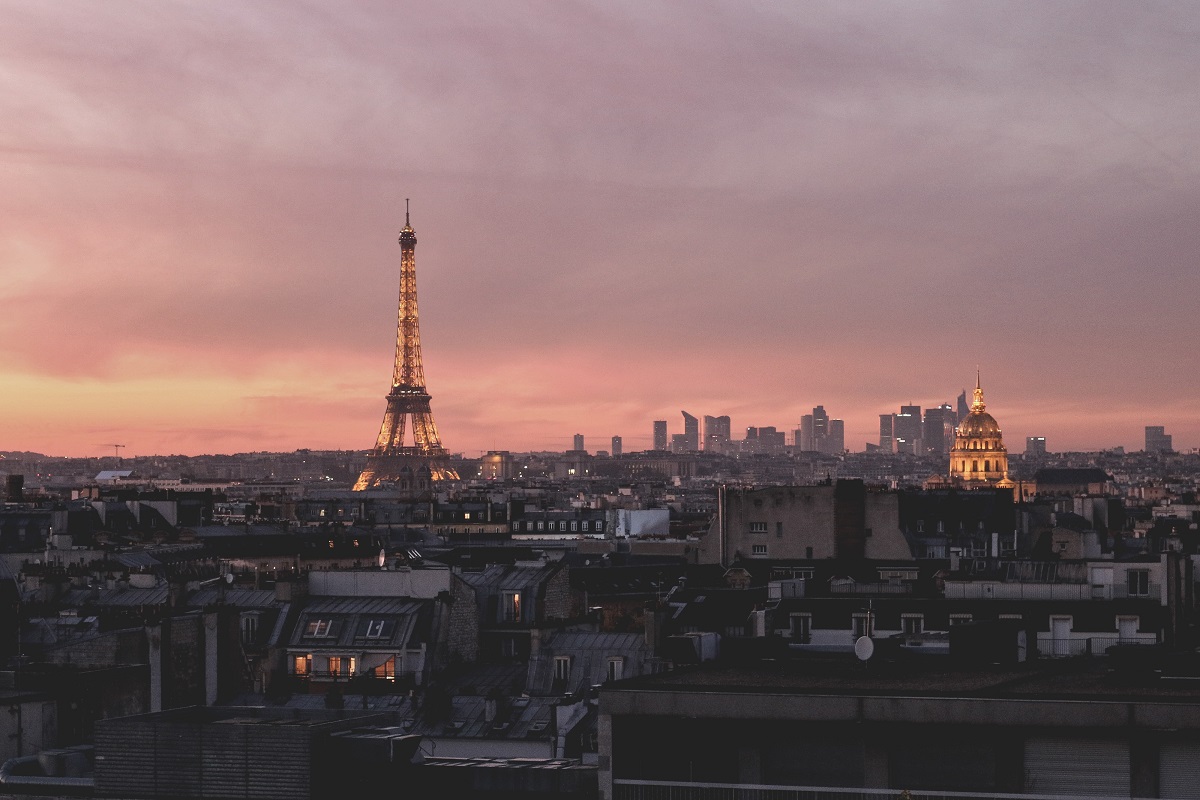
<box><xmin>537</xmin><ymin>521</ymin><xmax>545</xmax><ymax>531</ymax></box>
<box><xmin>790</xmin><ymin>613</ymin><xmax>812</xmax><ymax>643</ymax></box>
<box><xmin>501</xmin><ymin>637</ymin><xmax>517</xmax><ymax>658</ymax></box>
<box><xmin>293</xmin><ymin>654</ymin><xmax>311</xmax><ymax>675</ymax></box>
<box><xmin>328</xmin><ymin>656</ymin><xmax>345</xmax><ymax>676</ymax></box>
<box><xmin>1127</xmin><ymin>569</ymin><xmax>1150</xmax><ymax>597</ymax></box>
<box><xmin>752</xmin><ymin>544</ymin><xmax>768</xmax><ymax>555</ymax></box>
<box><xmin>581</xmin><ymin>521</ymin><xmax>590</xmax><ymax>531</ymax></box>
<box><xmin>502</xmin><ymin>591</ymin><xmax>522</xmax><ymax>622</ymax></box>
<box><xmin>776</xmin><ymin>522</ymin><xmax>783</xmax><ymax>538</ymax></box>
<box><xmin>950</xmin><ymin>613</ymin><xmax>973</xmax><ymax>625</ymax></box>
<box><xmin>805</xmin><ymin>547</ymin><xmax>813</xmax><ymax>559</ymax></box>
<box><xmin>749</xmin><ymin>522</ymin><xmax>767</xmax><ymax>534</ymax></box>
<box><xmin>304</xmin><ymin>618</ymin><xmax>341</xmax><ymax>638</ymax></box>
<box><xmin>595</xmin><ymin>521</ymin><xmax>603</xmax><ymax>532</ymax></box>
<box><xmin>360</xmin><ymin>619</ymin><xmax>395</xmax><ymax>639</ymax></box>
<box><xmin>240</xmin><ymin>612</ymin><xmax>259</xmax><ymax>644</ymax></box>
<box><xmin>902</xmin><ymin>614</ymin><xmax>924</xmax><ymax>634</ymax></box>
<box><xmin>554</xmin><ymin>655</ymin><xmax>571</xmax><ymax>682</ymax></box>
<box><xmin>372</xmin><ymin>657</ymin><xmax>396</xmax><ymax>680</ymax></box>
<box><xmin>607</xmin><ymin>657</ymin><xmax>624</xmax><ymax>682</ymax></box>
<box><xmin>852</xmin><ymin>613</ymin><xmax>873</xmax><ymax>638</ymax></box>
<box><xmin>570</xmin><ymin>521</ymin><xmax>578</xmax><ymax>531</ymax></box>
<box><xmin>512</xmin><ymin>522</ymin><xmax>520</xmax><ymax>532</ymax></box>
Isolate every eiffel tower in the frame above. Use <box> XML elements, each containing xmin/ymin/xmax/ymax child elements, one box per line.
<box><xmin>354</xmin><ymin>202</ymin><xmax>459</xmax><ymax>492</ymax></box>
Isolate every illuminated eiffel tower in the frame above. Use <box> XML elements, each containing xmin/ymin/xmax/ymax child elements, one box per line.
<box><xmin>354</xmin><ymin>202</ymin><xmax>459</xmax><ymax>492</ymax></box>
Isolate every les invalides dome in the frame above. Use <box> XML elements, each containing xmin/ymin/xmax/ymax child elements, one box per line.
<box><xmin>949</xmin><ymin>373</ymin><xmax>1014</xmax><ymax>488</ymax></box>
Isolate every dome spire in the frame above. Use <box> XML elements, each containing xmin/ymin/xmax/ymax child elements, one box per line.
<box><xmin>971</xmin><ymin>369</ymin><xmax>986</xmax><ymax>413</ymax></box>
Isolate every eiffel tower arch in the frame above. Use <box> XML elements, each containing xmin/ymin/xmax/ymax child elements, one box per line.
<box><xmin>354</xmin><ymin>202</ymin><xmax>459</xmax><ymax>492</ymax></box>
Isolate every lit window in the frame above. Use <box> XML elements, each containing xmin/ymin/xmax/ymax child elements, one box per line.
<box><xmin>373</xmin><ymin>657</ymin><xmax>396</xmax><ymax>680</ymax></box>
<box><xmin>293</xmin><ymin>654</ymin><xmax>311</xmax><ymax>675</ymax></box>
<box><xmin>502</xmin><ymin>591</ymin><xmax>522</xmax><ymax>623</ymax></box>
<box><xmin>554</xmin><ymin>655</ymin><xmax>571</xmax><ymax>681</ymax></box>
<box><xmin>327</xmin><ymin>656</ymin><xmax>344</xmax><ymax>676</ymax></box>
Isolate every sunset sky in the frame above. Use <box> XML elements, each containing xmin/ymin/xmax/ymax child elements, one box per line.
<box><xmin>3</xmin><ymin>1</ymin><xmax>1199</xmax><ymax>458</ymax></box>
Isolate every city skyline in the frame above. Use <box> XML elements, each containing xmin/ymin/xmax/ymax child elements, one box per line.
<box><xmin>4</xmin><ymin>3</ymin><xmax>1200</xmax><ymax>458</ymax></box>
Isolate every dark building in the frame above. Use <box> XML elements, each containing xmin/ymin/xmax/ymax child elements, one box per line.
<box><xmin>1146</xmin><ymin>426</ymin><xmax>1173</xmax><ymax>454</ymax></box>
<box><xmin>652</xmin><ymin>421</ymin><xmax>668</xmax><ymax>452</ymax></box>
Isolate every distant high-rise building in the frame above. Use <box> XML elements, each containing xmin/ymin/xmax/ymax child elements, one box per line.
<box><xmin>956</xmin><ymin>390</ymin><xmax>970</xmax><ymax>421</ymax></box>
<box><xmin>653</xmin><ymin>420</ymin><xmax>668</xmax><ymax>451</ymax></box>
<box><xmin>1146</xmin><ymin>426</ymin><xmax>1173</xmax><ymax>453</ymax></box>
<box><xmin>681</xmin><ymin>411</ymin><xmax>699</xmax><ymax>452</ymax></box>
<box><xmin>827</xmin><ymin>419</ymin><xmax>845</xmax><ymax>454</ymax></box>
<box><xmin>923</xmin><ymin>404</ymin><xmax>956</xmax><ymax>456</ymax></box>
<box><xmin>812</xmin><ymin>406</ymin><xmax>829</xmax><ymax>443</ymax></box>
<box><xmin>703</xmin><ymin>415</ymin><xmax>731</xmax><ymax>451</ymax></box>
<box><xmin>573</xmin><ymin>433</ymin><xmax>585</xmax><ymax>452</ymax></box>
<box><xmin>799</xmin><ymin>415</ymin><xmax>815</xmax><ymax>451</ymax></box>
<box><xmin>895</xmin><ymin>405</ymin><xmax>922</xmax><ymax>454</ymax></box>
<box><xmin>879</xmin><ymin>414</ymin><xmax>895</xmax><ymax>452</ymax></box>
<box><xmin>1025</xmin><ymin>436</ymin><xmax>1047</xmax><ymax>456</ymax></box>
<box><xmin>611</xmin><ymin>436</ymin><xmax>622</xmax><ymax>457</ymax></box>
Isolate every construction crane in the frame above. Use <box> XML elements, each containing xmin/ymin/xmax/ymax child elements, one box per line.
<box><xmin>101</xmin><ymin>444</ymin><xmax>126</xmax><ymax>460</ymax></box>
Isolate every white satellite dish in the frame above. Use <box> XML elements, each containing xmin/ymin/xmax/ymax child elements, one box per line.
<box><xmin>378</xmin><ymin>548</ymin><xmax>387</xmax><ymax>568</ymax></box>
<box><xmin>854</xmin><ymin>636</ymin><xmax>875</xmax><ymax>662</ymax></box>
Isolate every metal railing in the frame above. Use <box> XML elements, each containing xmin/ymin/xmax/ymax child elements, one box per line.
<box><xmin>613</xmin><ymin>779</ymin><xmax>1150</xmax><ymax>800</ymax></box>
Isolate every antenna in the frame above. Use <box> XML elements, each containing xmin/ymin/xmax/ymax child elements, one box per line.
<box><xmin>405</xmin><ymin>198</ymin><xmax>410</xmax><ymax>226</ymax></box>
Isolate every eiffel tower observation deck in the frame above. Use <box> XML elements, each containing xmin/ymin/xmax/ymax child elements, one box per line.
<box><xmin>354</xmin><ymin>202</ymin><xmax>459</xmax><ymax>492</ymax></box>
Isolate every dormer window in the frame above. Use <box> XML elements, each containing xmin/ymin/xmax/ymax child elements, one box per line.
<box><xmin>303</xmin><ymin>619</ymin><xmax>342</xmax><ymax>638</ymax></box>
<box><xmin>359</xmin><ymin>619</ymin><xmax>395</xmax><ymax>639</ymax></box>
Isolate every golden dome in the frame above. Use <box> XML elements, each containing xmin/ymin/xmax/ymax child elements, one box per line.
<box><xmin>949</xmin><ymin>371</ymin><xmax>1009</xmax><ymax>486</ymax></box>
<box><xmin>956</xmin><ymin>411</ymin><xmax>1001</xmax><ymax>437</ymax></box>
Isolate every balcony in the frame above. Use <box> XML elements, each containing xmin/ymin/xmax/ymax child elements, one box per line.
<box><xmin>614</xmin><ymin>781</ymin><xmax>1041</xmax><ymax>800</ymax></box>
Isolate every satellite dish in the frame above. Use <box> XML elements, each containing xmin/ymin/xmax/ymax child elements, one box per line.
<box><xmin>378</xmin><ymin>548</ymin><xmax>387</xmax><ymax>568</ymax></box>
<box><xmin>854</xmin><ymin>636</ymin><xmax>875</xmax><ymax>662</ymax></box>
<box><xmin>224</xmin><ymin>573</ymin><xmax>234</xmax><ymax>585</ymax></box>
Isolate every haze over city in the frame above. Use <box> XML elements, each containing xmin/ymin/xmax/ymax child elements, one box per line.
<box><xmin>4</xmin><ymin>1</ymin><xmax>1198</xmax><ymax>457</ymax></box>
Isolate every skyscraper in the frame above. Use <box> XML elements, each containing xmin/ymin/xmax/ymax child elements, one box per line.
<box><xmin>923</xmin><ymin>404</ymin><xmax>955</xmax><ymax>456</ymax></box>
<box><xmin>1146</xmin><ymin>426</ymin><xmax>1173</xmax><ymax>453</ymax></box>
<box><xmin>611</xmin><ymin>436</ymin><xmax>622</xmax><ymax>457</ymax></box>
<box><xmin>895</xmin><ymin>405</ymin><xmax>922</xmax><ymax>454</ymax></box>
<box><xmin>1025</xmin><ymin>436</ymin><xmax>1047</xmax><ymax>456</ymax></box>
<box><xmin>681</xmin><ymin>411</ymin><xmax>699</xmax><ymax>452</ymax></box>
<box><xmin>703</xmin><ymin>415</ymin><xmax>731</xmax><ymax>451</ymax></box>
<box><xmin>812</xmin><ymin>406</ymin><xmax>829</xmax><ymax>444</ymax></box>
<box><xmin>879</xmin><ymin>414</ymin><xmax>894</xmax><ymax>452</ymax></box>
<box><xmin>573</xmin><ymin>433</ymin><xmax>585</xmax><ymax>452</ymax></box>
<box><xmin>355</xmin><ymin>203</ymin><xmax>458</xmax><ymax>492</ymax></box>
<box><xmin>827</xmin><ymin>419</ymin><xmax>845</xmax><ymax>454</ymax></box>
<box><xmin>653</xmin><ymin>420</ymin><xmax>668</xmax><ymax>451</ymax></box>
<box><xmin>799</xmin><ymin>415</ymin><xmax>815</xmax><ymax>451</ymax></box>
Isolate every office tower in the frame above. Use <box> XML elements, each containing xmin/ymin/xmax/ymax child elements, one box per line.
<box><xmin>611</xmin><ymin>436</ymin><xmax>622</xmax><ymax>457</ymax></box>
<box><xmin>799</xmin><ymin>415</ymin><xmax>815</xmax><ymax>451</ymax></box>
<box><xmin>1145</xmin><ymin>426</ymin><xmax>1173</xmax><ymax>453</ymax></box>
<box><xmin>703</xmin><ymin>415</ymin><xmax>731</xmax><ymax>451</ymax></box>
<box><xmin>1026</xmin><ymin>436</ymin><xmax>1047</xmax><ymax>456</ymax></box>
<box><xmin>812</xmin><ymin>406</ymin><xmax>829</xmax><ymax>444</ymax></box>
<box><xmin>573</xmin><ymin>433</ymin><xmax>585</xmax><ymax>452</ymax></box>
<box><xmin>827</xmin><ymin>419</ymin><xmax>845</xmax><ymax>454</ymax></box>
<box><xmin>894</xmin><ymin>405</ymin><xmax>922</xmax><ymax>455</ymax></box>
<box><xmin>923</xmin><ymin>404</ymin><xmax>955</xmax><ymax>456</ymax></box>
<box><xmin>681</xmin><ymin>411</ymin><xmax>699</xmax><ymax>452</ymax></box>
<box><xmin>355</xmin><ymin>202</ymin><xmax>458</xmax><ymax>491</ymax></box>
<box><xmin>879</xmin><ymin>414</ymin><xmax>895</xmax><ymax>452</ymax></box>
<box><xmin>956</xmin><ymin>390</ymin><xmax>970</xmax><ymax>421</ymax></box>
<box><xmin>653</xmin><ymin>420</ymin><xmax>668</xmax><ymax>451</ymax></box>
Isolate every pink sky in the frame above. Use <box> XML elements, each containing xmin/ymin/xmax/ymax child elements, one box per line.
<box><xmin>3</xmin><ymin>2</ymin><xmax>1198</xmax><ymax>458</ymax></box>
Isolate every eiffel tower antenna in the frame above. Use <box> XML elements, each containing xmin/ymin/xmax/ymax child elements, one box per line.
<box><xmin>354</xmin><ymin>202</ymin><xmax>459</xmax><ymax>492</ymax></box>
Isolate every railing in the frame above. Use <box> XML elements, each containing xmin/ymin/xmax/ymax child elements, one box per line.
<box><xmin>612</xmin><ymin>779</ymin><xmax>1152</xmax><ymax>800</ymax></box>
<box><xmin>829</xmin><ymin>583</ymin><xmax>913</xmax><ymax>596</ymax></box>
<box><xmin>1039</xmin><ymin>636</ymin><xmax>1158</xmax><ymax>658</ymax></box>
<box><xmin>944</xmin><ymin>582</ymin><xmax>1161</xmax><ymax>602</ymax></box>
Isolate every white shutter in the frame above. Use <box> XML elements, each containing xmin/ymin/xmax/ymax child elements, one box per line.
<box><xmin>1024</xmin><ymin>737</ymin><xmax>1129</xmax><ymax>797</ymax></box>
